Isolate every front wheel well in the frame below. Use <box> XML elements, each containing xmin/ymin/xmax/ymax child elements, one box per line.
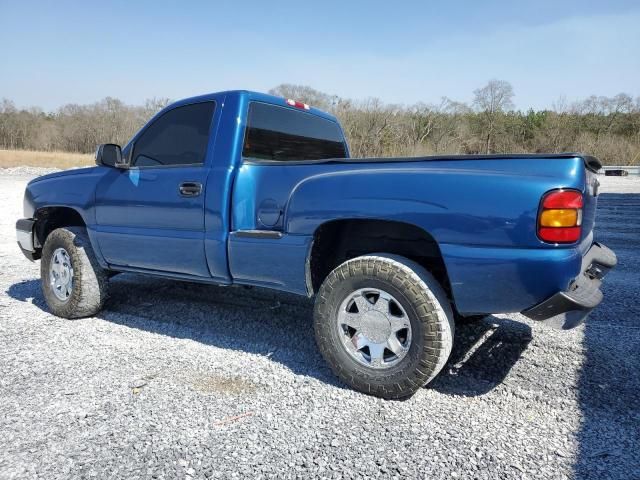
<box><xmin>308</xmin><ymin>219</ymin><xmax>453</xmax><ymax>300</ymax></box>
<box><xmin>33</xmin><ymin>207</ymin><xmax>86</xmax><ymax>249</ymax></box>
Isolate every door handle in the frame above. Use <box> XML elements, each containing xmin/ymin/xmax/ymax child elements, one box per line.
<box><xmin>179</xmin><ymin>182</ymin><xmax>202</xmax><ymax>197</ymax></box>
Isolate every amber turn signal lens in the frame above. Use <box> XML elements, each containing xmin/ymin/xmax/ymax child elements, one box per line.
<box><xmin>538</xmin><ymin>189</ymin><xmax>584</xmax><ymax>243</ymax></box>
<box><xmin>540</xmin><ymin>209</ymin><xmax>578</xmax><ymax>227</ymax></box>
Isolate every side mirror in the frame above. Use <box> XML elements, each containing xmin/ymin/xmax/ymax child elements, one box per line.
<box><xmin>95</xmin><ymin>144</ymin><xmax>128</xmax><ymax>168</ymax></box>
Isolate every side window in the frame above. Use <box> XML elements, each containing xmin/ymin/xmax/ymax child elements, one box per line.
<box><xmin>132</xmin><ymin>102</ymin><xmax>215</xmax><ymax>167</ymax></box>
<box><xmin>243</xmin><ymin>102</ymin><xmax>347</xmax><ymax>161</ymax></box>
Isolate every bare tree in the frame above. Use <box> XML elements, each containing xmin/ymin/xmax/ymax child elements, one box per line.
<box><xmin>403</xmin><ymin>103</ymin><xmax>436</xmax><ymax>154</ymax></box>
<box><xmin>473</xmin><ymin>80</ymin><xmax>515</xmax><ymax>153</ymax></box>
<box><xmin>338</xmin><ymin>98</ymin><xmax>396</xmax><ymax>157</ymax></box>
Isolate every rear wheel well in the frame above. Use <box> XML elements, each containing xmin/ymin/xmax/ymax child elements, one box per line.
<box><xmin>33</xmin><ymin>207</ymin><xmax>86</xmax><ymax>249</ymax></box>
<box><xmin>309</xmin><ymin>219</ymin><xmax>452</xmax><ymax>300</ymax></box>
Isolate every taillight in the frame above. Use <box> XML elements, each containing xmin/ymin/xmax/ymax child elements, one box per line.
<box><xmin>286</xmin><ymin>98</ymin><xmax>311</xmax><ymax>110</ymax></box>
<box><xmin>538</xmin><ymin>190</ymin><xmax>583</xmax><ymax>243</ymax></box>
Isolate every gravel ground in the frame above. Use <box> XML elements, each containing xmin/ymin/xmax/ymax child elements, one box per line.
<box><xmin>0</xmin><ymin>170</ymin><xmax>639</xmax><ymax>480</ymax></box>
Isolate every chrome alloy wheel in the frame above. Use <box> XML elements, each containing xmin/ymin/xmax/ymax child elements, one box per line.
<box><xmin>49</xmin><ymin>247</ymin><xmax>74</xmax><ymax>302</ymax></box>
<box><xmin>336</xmin><ymin>288</ymin><xmax>412</xmax><ymax>369</ymax></box>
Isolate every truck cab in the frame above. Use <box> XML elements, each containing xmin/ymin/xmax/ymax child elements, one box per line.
<box><xmin>92</xmin><ymin>91</ymin><xmax>347</xmax><ymax>286</ymax></box>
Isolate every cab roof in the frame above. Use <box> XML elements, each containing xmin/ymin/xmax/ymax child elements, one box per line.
<box><xmin>168</xmin><ymin>90</ymin><xmax>339</xmax><ymax>123</ymax></box>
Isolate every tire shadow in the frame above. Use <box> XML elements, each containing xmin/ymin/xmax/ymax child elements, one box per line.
<box><xmin>7</xmin><ymin>277</ymin><xmax>530</xmax><ymax>397</ymax></box>
<box><xmin>430</xmin><ymin>316</ymin><xmax>532</xmax><ymax>396</ymax></box>
<box><xmin>6</xmin><ymin>275</ymin><xmax>341</xmax><ymax>387</ymax></box>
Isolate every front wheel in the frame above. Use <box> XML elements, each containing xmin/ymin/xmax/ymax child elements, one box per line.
<box><xmin>314</xmin><ymin>254</ymin><xmax>454</xmax><ymax>399</ymax></box>
<box><xmin>41</xmin><ymin>227</ymin><xmax>109</xmax><ymax>318</ymax></box>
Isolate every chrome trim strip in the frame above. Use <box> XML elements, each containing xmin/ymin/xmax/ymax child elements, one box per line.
<box><xmin>233</xmin><ymin>230</ymin><xmax>283</xmax><ymax>239</ymax></box>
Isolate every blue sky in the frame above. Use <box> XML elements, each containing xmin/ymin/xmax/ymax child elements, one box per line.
<box><xmin>1</xmin><ymin>0</ymin><xmax>639</xmax><ymax>111</ymax></box>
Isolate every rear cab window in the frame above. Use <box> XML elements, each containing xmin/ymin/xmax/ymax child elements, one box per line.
<box><xmin>242</xmin><ymin>102</ymin><xmax>347</xmax><ymax>161</ymax></box>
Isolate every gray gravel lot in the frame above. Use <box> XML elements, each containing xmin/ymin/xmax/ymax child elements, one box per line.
<box><xmin>0</xmin><ymin>170</ymin><xmax>639</xmax><ymax>479</ymax></box>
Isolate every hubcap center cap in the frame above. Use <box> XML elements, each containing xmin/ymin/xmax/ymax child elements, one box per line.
<box><xmin>359</xmin><ymin>310</ymin><xmax>391</xmax><ymax>343</ymax></box>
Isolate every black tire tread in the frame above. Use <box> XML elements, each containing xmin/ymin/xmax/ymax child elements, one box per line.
<box><xmin>41</xmin><ymin>227</ymin><xmax>108</xmax><ymax>318</ymax></box>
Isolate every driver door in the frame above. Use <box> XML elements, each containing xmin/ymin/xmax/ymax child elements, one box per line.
<box><xmin>94</xmin><ymin>101</ymin><xmax>216</xmax><ymax>278</ymax></box>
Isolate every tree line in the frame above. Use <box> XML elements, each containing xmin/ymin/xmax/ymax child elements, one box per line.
<box><xmin>1</xmin><ymin>80</ymin><xmax>639</xmax><ymax>165</ymax></box>
<box><xmin>0</xmin><ymin>97</ymin><xmax>171</xmax><ymax>155</ymax></box>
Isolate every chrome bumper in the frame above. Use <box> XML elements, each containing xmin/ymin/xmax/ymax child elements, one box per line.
<box><xmin>16</xmin><ymin>218</ymin><xmax>37</xmax><ymax>261</ymax></box>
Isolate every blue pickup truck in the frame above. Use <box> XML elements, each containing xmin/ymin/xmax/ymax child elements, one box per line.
<box><xmin>16</xmin><ymin>90</ymin><xmax>616</xmax><ymax>398</ymax></box>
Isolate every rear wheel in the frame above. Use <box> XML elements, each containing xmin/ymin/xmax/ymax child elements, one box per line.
<box><xmin>314</xmin><ymin>254</ymin><xmax>454</xmax><ymax>399</ymax></box>
<box><xmin>41</xmin><ymin>227</ymin><xmax>108</xmax><ymax>318</ymax></box>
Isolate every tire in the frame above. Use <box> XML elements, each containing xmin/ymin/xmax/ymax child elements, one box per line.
<box><xmin>314</xmin><ymin>254</ymin><xmax>454</xmax><ymax>399</ymax></box>
<box><xmin>41</xmin><ymin>227</ymin><xmax>108</xmax><ymax>319</ymax></box>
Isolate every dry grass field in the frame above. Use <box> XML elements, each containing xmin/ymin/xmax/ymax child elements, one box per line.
<box><xmin>0</xmin><ymin>150</ymin><xmax>93</xmax><ymax>169</ymax></box>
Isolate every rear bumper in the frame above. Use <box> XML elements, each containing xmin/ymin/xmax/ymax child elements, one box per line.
<box><xmin>16</xmin><ymin>218</ymin><xmax>38</xmax><ymax>261</ymax></box>
<box><xmin>521</xmin><ymin>242</ymin><xmax>617</xmax><ymax>329</ymax></box>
